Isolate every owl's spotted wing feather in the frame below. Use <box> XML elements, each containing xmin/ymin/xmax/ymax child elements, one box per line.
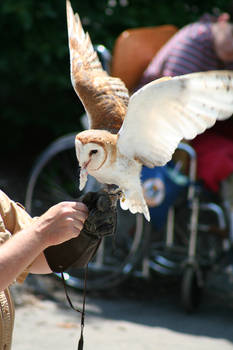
<box><xmin>118</xmin><ymin>71</ymin><xmax>233</xmax><ymax>167</ymax></box>
<box><xmin>66</xmin><ymin>0</ymin><xmax>129</xmax><ymax>134</ymax></box>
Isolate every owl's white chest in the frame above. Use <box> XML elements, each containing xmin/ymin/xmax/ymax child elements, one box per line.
<box><xmin>87</xmin><ymin>149</ymin><xmax>149</xmax><ymax>220</ymax></box>
<box><xmin>88</xmin><ymin>151</ymin><xmax>142</xmax><ymax>190</ymax></box>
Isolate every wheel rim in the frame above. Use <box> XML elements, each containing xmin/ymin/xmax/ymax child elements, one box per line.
<box><xmin>64</xmin><ymin>212</ymin><xmax>144</xmax><ymax>290</ymax></box>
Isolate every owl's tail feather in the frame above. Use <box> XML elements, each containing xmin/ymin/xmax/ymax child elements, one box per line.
<box><xmin>120</xmin><ymin>189</ymin><xmax>150</xmax><ymax>221</ymax></box>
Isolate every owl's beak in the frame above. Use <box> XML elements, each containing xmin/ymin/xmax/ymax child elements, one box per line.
<box><xmin>79</xmin><ymin>166</ymin><xmax>88</xmax><ymax>191</ymax></box>
<box><xmin>79</xmin><ymin>159</ymin><xmax>92</xmax><ymax>190</ymax></box>
<box><xmin>83</xmin><ymin>159</ymin><xmax>91</xmax><ymax>170</ymax></box>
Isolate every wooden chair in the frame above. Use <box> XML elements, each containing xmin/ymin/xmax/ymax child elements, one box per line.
<box><xmin>111</xmin><ymin>25</ymin><xmax>178</xmax><ymax>92</ymax></box>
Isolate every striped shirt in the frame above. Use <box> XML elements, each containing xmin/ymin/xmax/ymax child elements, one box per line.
<box><xmin>139</xmin><ymin>17</ymin><xmax>233</xmax><ymax>86</ymax></box>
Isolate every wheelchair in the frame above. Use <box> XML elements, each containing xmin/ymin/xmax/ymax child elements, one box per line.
<box><xmin>25</xmin><ymin>25</ymin><xmax>231</xmax><ymax>312</ymax></box>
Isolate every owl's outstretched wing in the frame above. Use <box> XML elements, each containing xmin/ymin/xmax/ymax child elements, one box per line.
<box><xmin>66</xmin><ymin>0</ymin><xmax>129</xmax><ymax>134</ymax></box>
<box><xmin>117</xmin><ymin>71</ymin><xmax>233</xmax><ymax>167</ymax></box>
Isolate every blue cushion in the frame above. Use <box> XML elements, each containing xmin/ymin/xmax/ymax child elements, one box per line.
<box><xmin>141</xmin><ymin>163</ymin><xmax>188</xmax><ymax>230</ymax></box>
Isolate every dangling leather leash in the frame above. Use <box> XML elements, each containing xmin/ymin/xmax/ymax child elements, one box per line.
<box><xmin>58</xmin><ymin>190</ymin><xmax>118</xmax><ymax>349</ymax></box>
<box><xmin>61</xmin><ymin>266</ymin><xmax>88</xmax><ymax>350</ymax></box>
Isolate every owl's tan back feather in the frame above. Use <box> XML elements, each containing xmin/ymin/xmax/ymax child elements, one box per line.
<box><xmin>66</xmin><ymin>0</ymin><xmax>129</xmax><ymax>134</ymax></box>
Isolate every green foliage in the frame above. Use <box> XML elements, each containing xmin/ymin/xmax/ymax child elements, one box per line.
<box><xmin>0</xmin><ymin>0</ymin><xmax>231</xmax><ymax>158</ymax></box>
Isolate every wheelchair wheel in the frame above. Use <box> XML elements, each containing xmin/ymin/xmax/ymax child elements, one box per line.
<box><xmin>25</xmin><ymin>133</ymin><xmax>145</xmax><ymax>290</ymax></box>
<box><xmin>149</xmin><ymin>242</ymin><xmax>186</xmax><ymax>276</ymax></box>
<box><xmin>148</xmin><ymin>203</ymin><xmax>190</xmax><ymax>277</ymax></box>
<box><xmin>63</xmin><ymin>212</ymin><xmax>145</xmax><ymax>290</ymax></box>
<box><xmin>181</xmin><ymin>265</ymin><xmax>203</xmax><ymax>313</ymax></box>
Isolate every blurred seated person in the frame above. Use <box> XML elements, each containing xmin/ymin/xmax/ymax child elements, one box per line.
<box><xmin>138</xmin><ymin>12</ymin><xmax>233</xmax><ymax>84</ymax></box>
<box><xmin>138</xmin><ymin>9</ymin><xmax>233</xmax><ymax>240</ymax></box>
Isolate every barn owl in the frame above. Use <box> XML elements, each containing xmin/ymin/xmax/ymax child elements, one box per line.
<box><xmin>66</xmin><ymin>0</ymin><xmax>233</xmax><ymax>221</ymax></box>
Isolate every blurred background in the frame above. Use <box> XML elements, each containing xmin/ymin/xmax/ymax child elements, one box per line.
<box><xmin>2</xmin><ymin>2</ymin><xmax>233</xmax><ymax>348</ymax></box>
<box><xmin>0</xmin><ymin>0</ymin><xmax>231</xmax><ymax>172</ymax></box>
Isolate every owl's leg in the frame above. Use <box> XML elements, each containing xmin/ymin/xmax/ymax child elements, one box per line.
<box><xmin>104</xmin><ymin>184</ymin><xmax>122</xmax><ymax>196</ymax></box>
<box><xmin>102</xmin><ymin>185</ymin><xmax>122</xmax><ymax>207</ymax></box>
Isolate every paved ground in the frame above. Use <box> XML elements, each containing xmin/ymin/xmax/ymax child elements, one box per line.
<box><xmin>11</xmin><ymin>273</ymin><xmax>233</xmax><ymax>350</ymax></box>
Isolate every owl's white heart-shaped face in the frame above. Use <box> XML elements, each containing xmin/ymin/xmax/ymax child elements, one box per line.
<box><xmin>75</xmin><ymin>140</ymin><xmax>107</xmax><ymax>172</ymax></box>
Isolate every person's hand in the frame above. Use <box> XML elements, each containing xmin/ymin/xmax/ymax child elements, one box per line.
<box><xmin>32</xmin><ymin>201</ymin><xmax>88</xmax><ymax>248</ymax></box>
<box><xmin>44</xmin><ymin>190</ymin><xmax>117</xmax><ymax>272</ymax></box>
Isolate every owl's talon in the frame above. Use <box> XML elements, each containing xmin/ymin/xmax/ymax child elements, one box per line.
<box><xmin>102</xmin><ymin>188</ymin><xmax>122</xmax><ymax>208</ymax></box>
<box><xmin>109</xmin><ymin>188</ymin><xmax>123</xmax><ymax>198</ymax></box>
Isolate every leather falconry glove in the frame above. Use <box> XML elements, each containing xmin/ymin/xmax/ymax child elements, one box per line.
<box><xmin>44</xmin><ymin>190</ymin><xmax>117</xmax><ymax>273</ymax></box>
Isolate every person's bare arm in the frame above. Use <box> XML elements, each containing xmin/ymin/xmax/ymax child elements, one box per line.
<box><xmin>0</xmin><ymin>201</ymin><xmax>88</xmax><ymax>291</ymax></box>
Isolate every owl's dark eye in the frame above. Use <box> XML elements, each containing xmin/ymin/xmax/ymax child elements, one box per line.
<box><xmin>89</xmin><ymin>149</ymin><xmax>98</xmax><ymax>156</ymax></box>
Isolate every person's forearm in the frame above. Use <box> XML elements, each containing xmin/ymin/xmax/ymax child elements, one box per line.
<box><xmin>0</xmin><ymin>200</ymin><xmax>88</xmax><ymax>290</ymax></box>
<box><xmin>0</xmin><ymin>225</ymin><xmax>47</xmax><ymax>291</ymax></box>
